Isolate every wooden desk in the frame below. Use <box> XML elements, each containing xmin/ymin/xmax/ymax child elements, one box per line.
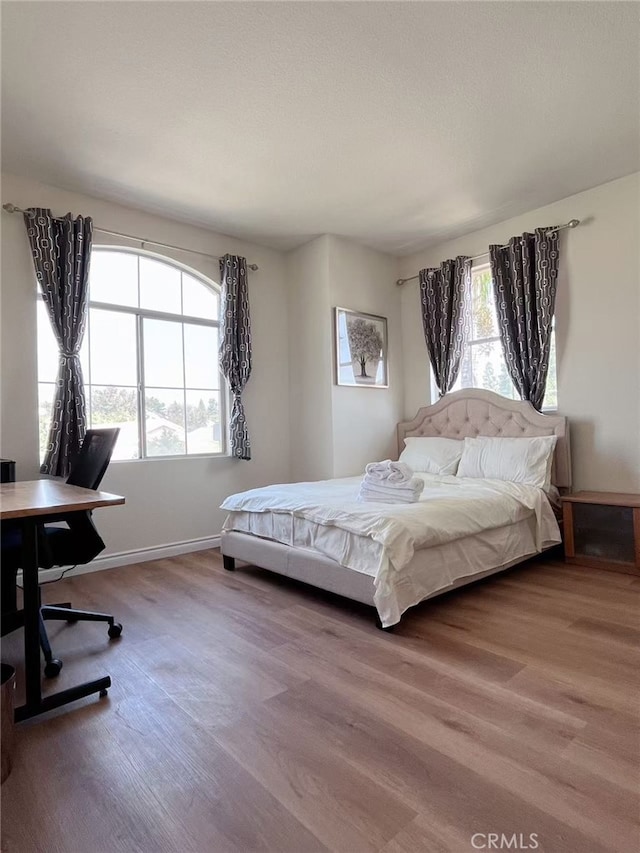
<box><xmin>0</xmin><ymin>480</ymin><xmax>125</xmax><ymax>721</ymax></box>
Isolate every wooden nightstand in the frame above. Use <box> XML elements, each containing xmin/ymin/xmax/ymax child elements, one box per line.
<box><xmin>561</xmin><ymin>491</ymin><xmax>640</xmax><ymax>575</ymax></box>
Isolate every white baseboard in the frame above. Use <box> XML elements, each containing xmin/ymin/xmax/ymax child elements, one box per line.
<box><xmin>21</xmin><ymin>535</ymin><xmax>221</xmax><ymax>583</ymax></box>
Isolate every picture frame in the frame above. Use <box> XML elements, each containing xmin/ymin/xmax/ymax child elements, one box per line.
<box><xmin>334</xmin><ymin>306</ymin><xmax>388</xmax><ymax>388</ymax></box>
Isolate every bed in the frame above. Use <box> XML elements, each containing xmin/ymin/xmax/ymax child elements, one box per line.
<box><xmin>220</xmin><ymin>389</ymin><xmax>570</xmax><ymax>628</ymax></box>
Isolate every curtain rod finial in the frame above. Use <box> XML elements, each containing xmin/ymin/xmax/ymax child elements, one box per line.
<box><xmin>2</xmin><ymin>203</ymin><xmax>19</xmax><ymax>214</ymax></box>
<box><xmin>567</xmin><ymin>219</ymin><xmax>580</xmax><ymax>228</ymax></box>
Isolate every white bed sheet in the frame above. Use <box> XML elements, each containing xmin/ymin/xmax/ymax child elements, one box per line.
<box><xmin>221</xmin><ymin>474</ymin><xmax>560</xmax><ymax>626</ymax></box>
<box><xmin>222</xmin><ymin>514</ymin><xmax>543</xmax><ymax>626</ymax></box>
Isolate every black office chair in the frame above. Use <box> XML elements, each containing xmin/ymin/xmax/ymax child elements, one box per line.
<box><xmin>1</xmin><ymin>429</ymin><xmax>123</xmax><ymax>678</ymax></box>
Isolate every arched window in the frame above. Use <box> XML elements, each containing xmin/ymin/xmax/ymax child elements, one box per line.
<box><xmin>37</xmin><ymin>248</ymin><xmax>225</xmax><ymax>460</ymax></box>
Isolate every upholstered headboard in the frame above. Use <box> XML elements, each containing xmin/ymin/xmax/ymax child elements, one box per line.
<box><xmin>397</xmin><ymin>389</ymin><xmax>571</xmax><ymax>488</ymax></box>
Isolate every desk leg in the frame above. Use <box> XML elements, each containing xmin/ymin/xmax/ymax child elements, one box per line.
<box><xmin>20</xmin><ymin>519</ymin><xmax>42</xmax><ymax>713</ymax></box>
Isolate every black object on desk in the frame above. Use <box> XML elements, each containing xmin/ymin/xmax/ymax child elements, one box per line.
<box><xmin>0</xmin><ymin>460</ymin><xmax>16</xmax><ymax>484</ymax></box>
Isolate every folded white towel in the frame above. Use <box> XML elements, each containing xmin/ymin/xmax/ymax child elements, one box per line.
<box><xmin>362</xmin><ymin>479</ymin><xmax>420</xmax><ymax>494</ymax></box>
<box><xmin>362</xmin><ymin>474</ymin><xmax>415</xmax><ymax>491</ymax></box>
<box><xmin>358</xmin><ymin>476</ymin><xmax>424</xmax><ymax>504</ymax></box>
<box><xmin>364</xmin><ymin>460</ymin><xmax>394</xmax><ymax>481</ymax></box>
<box><xmin>362</xmin><ymin>479</ymin><xmax>423</xmax><ymax>496</ymax></box>
<box><xmin>363</xmin><ymin>460</ymin><xmax>414</xmax><ymax>488</ymax></box>
<box><xmin>363</xmin><ymin>462</ymin><xmax>413</xmax><ymax>489</ymax></box>
<box><xmin>386</xmin><ymin>461</ymin><xmax>414</xmax><ymax>484</ymax></box>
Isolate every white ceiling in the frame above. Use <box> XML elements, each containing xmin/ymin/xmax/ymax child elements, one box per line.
<box><xmin>2</xmin><ymin>2</ymin><xmax>639</xmax><ymax>255</ymax></box>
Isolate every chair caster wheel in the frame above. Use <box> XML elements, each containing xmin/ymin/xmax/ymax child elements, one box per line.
<box><xmin>99</xmin><ymin>688</ymin><xmax>108</xmax><ymax>698</ymax></box>
<box><xmin>44</xmin><ymin>659</ymin><xmax>63</xmax><ymax>678</ymax></box>
<box><xmin>108</xmin><ymin>622</ymin><xmax>123</xmax><ymax>639</ymax></box>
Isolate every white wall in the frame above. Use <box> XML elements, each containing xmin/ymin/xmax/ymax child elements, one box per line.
<box><xmin>399</xmin><ymin>173</ymin><xmax>640</xmax><ymax>492</ymax></box>
<box><xmin>286</xmin><ymin>236</ymin><xmax>334</xmax><ymax>481</ymax></box>
<box><xmin>0</xmin><ymin>173</ymin><xmax>291</xmax><ymax>556</ymax></box>
<box><xmin>329</xmin><ymin>237</ymin><xmax>403</xmax><ymax>476</ymax></box>
<box><xmin>286</xmin><ymin>235</ymin><xmax>402</xmax><ymax>480</ymax></box>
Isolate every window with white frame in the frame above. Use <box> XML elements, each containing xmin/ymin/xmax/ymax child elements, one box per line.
<box><xmin>37</xmin><ymin>248</ymin><xmax>225</xmax><ymax>461</ymax></box>
<box><xmin>432</xmin><ymin>263</ymin><xmax>557</xmax><ymax>410</ymax></box>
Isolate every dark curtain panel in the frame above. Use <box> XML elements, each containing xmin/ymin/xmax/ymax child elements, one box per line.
<box><xmin>489</xmin><ymin>228</ymin><xmax>559</xmax><ymax>410</ymax></box>
<box><xmin>419</xmin><ymin>256</ymin><xmax>471</xmax><ymax>396</ymax></box>
<box><xmin>23</xmin><ymin>208</ymin><xmax>92</xmax><ymax>477</ymax></box>
<box><xmin>219</xmin><ymin>254</ymin><xmax>252</xmax><ymax>459</ymax></box>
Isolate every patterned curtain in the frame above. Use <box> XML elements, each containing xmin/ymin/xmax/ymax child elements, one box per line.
<box><xmin>489</xmin><ymin>228</ymin><xmax>559</xmax><ymax>410</ymax></box>
<box><xmin>419</xmin><ymin>256</ymin><xmax>471</xmax><ymax>396</ymax></box>
<box><xmin>23</xmin><ymin>208</ymin><xmax>92</xmax><ymax>477</ymax></box>
<box><xmin>219</xmin><ymin>254</ymin><xmax>252</xmax><ymax>459</ymax></box>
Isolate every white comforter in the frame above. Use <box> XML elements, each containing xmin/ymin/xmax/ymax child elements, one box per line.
<box><xmin>221</xmin><ymin>474</ymin><xmax>560</xmax><ymax>622</ymax></box>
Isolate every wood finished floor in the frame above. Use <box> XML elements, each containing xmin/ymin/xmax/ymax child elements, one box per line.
<box><xmin>1</xmin><ymin>551</ymin><xmax>638</xmax><ymax>853</ymax></box>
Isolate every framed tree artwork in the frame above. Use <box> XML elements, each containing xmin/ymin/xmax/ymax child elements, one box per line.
<box><xmin>334</xmin><ymin>307</ymin><xmax>388</xmax><ymax>388</ymax></box>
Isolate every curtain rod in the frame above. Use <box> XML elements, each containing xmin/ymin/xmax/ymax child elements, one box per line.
<box><xmin>395</xmin><ymin>219</ymin><xmax>580</xmax><ymax>286</ymax></box>
<box><xmin>2</xmin><ymin>203</ymin><xmax>259</xmax><ymax>271</ymax></box>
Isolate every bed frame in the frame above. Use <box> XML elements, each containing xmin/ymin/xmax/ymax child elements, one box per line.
<box><xmin>220</xmin><ymin>389</ymin><xmax>570</xmax><ymax>627</ymax></box>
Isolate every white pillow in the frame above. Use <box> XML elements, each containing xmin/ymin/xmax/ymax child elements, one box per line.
<box><xmin>399</xmin><ymin>437</ymin><xmax>464</xmax><ymax>476</ymax></box>
<box><xmin>456</xmin><ymin>436</ymin><xmax>557</xmax><ymax>490</ymax></box>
